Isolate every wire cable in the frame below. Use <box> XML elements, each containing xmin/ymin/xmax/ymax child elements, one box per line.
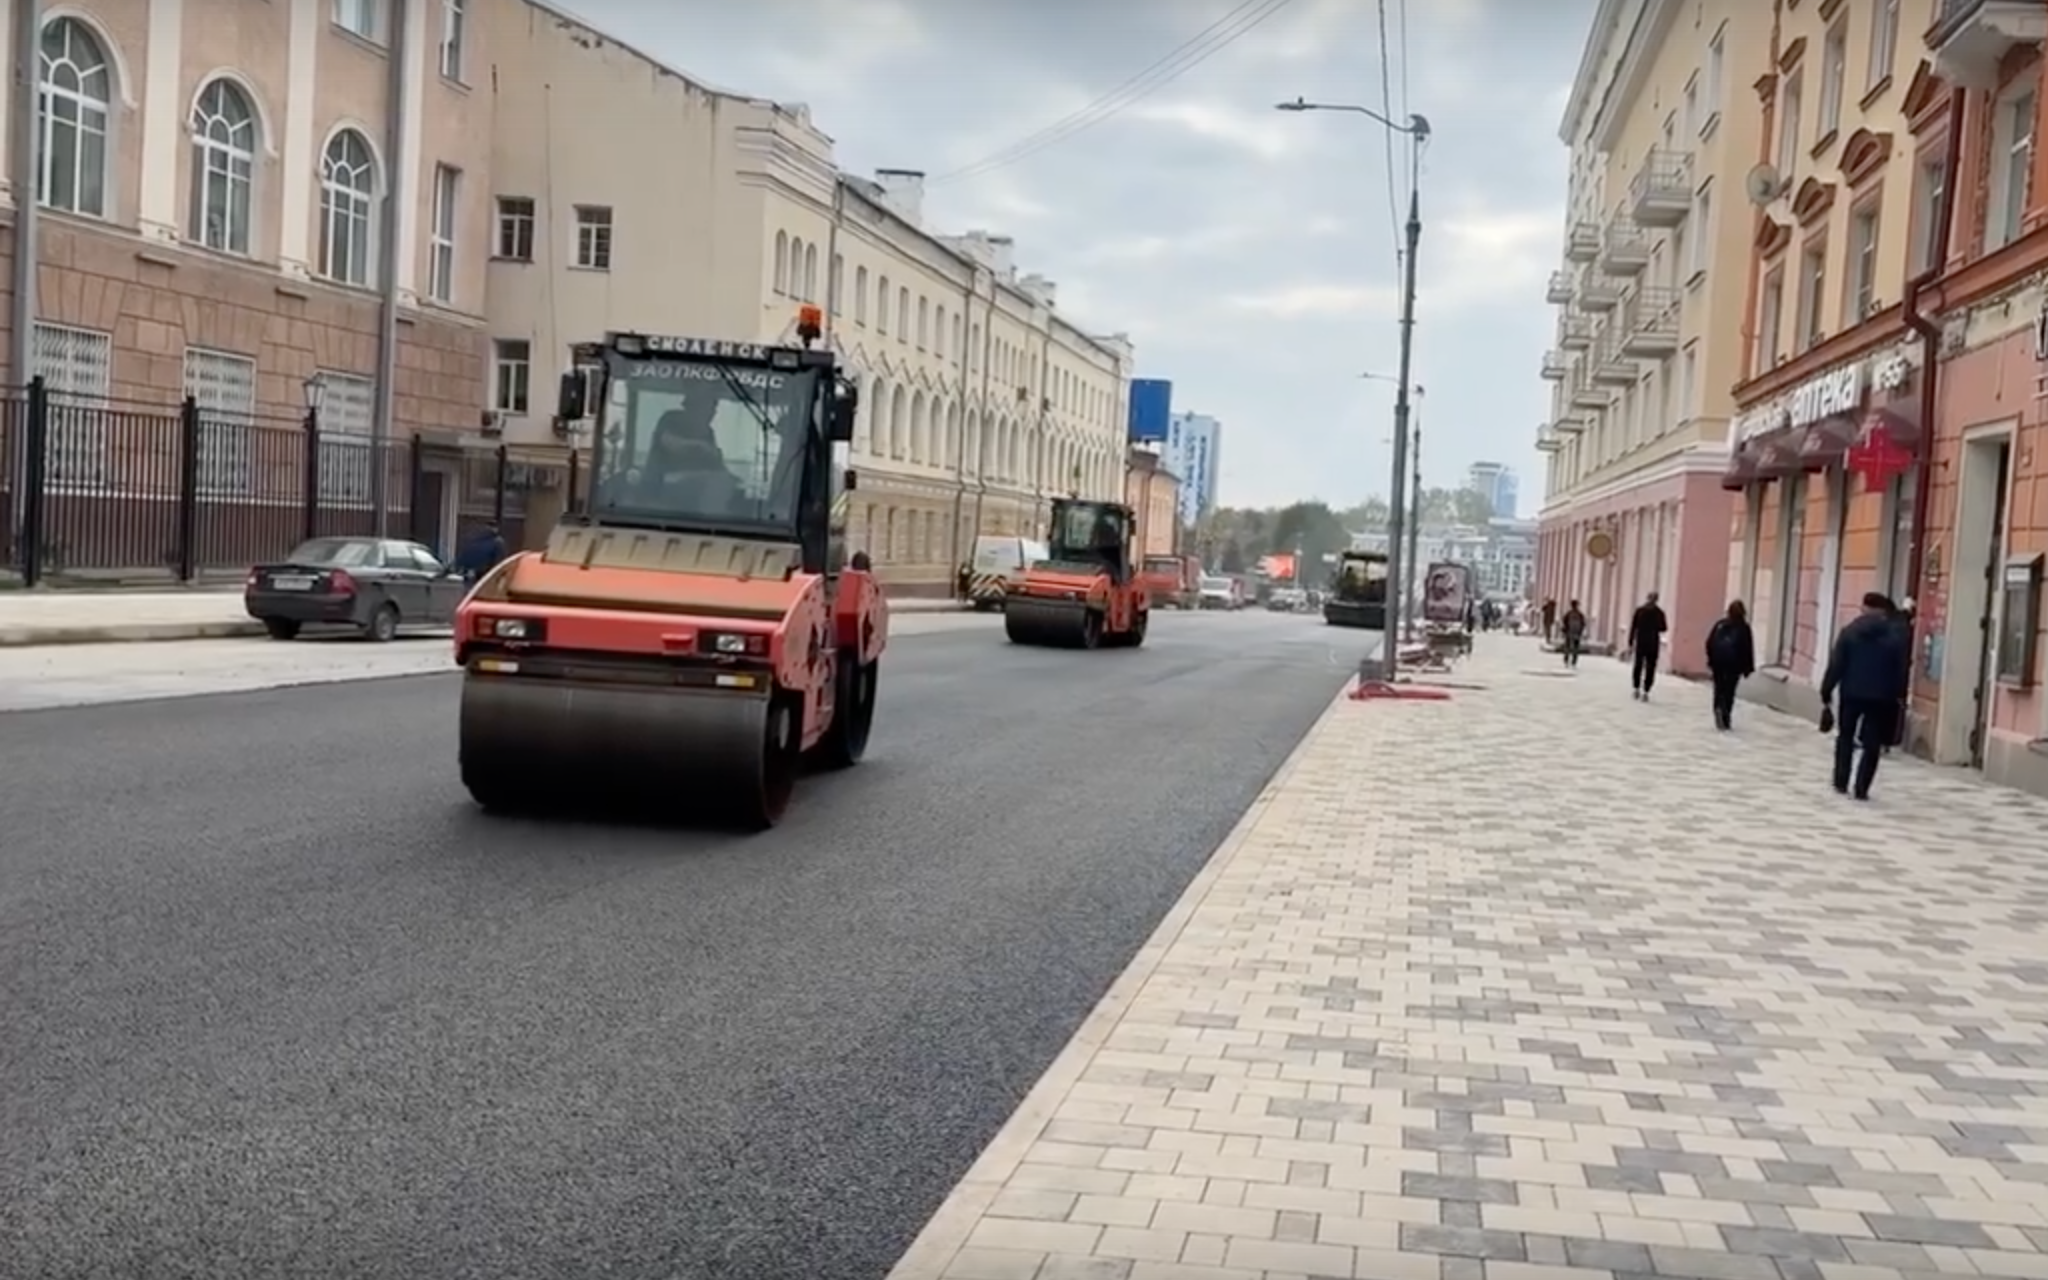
<box><xmin>930</xmin><ymin>0</ymin><xmax>1297</xmax><ymax>185</ymax></box>
<box><xmin>1373</xmin><ymin>0</ymin><xmax>1402</xmax><ymax>263</ymax></box>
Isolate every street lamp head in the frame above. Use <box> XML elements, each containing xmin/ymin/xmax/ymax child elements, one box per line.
<box><xmin>302</xmin><ymin>372</ymin><xmax>326</xmax><ymax>411</ymax></box>
<box><xmin>1407</xmin><ymin>113</ymin><xmax>1432</xmax><ymax>139</ymax></box>
<box><xmin>1274</xmin><ymin>97</ymin><xmax>1310</xmax><ymax>112</ymax></box>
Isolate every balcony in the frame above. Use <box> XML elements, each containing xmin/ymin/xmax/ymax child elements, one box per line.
<box><xmin>1536</xmin><ymin>425</ymin><xmax>1563</xmax><ymax>452</ymax></box>
<box><xmin>1593</xmin><ymin>327</ymin><xmax>1638</xmax><ymax>385</ymax></box>
<box><xmin>1546</xmin><ymin>270</ymin><xmax>1575</xmax><ymax>304</ymax></box>
<box><xmin>1601</xmin><ymin>223</ymin><xmax>1649</xmax><ymax>276</ymax></box>
<box><xmin>1929</xmin><ymin>0</ymin><xmax>2048</xmax><ymax>88</ymax></box>
<box><xmin>1629</xmin><ymin>149</ymin><xmax>1693</xmax><ymax>227</ymax></box>
<box><xmin>1620</xmin><ymin>286</ymin><xmax>1681</xmax><ymax>357</ymax></box>
<box><xmin>1540</xmin><ymin>350</ymin><xmax>1569</xmax><ymax>380</ymax></box>
<box><xmin>1578</xmin><ymin>273</ymin><xmax>1621</xmax><ymax>312</ymax></box>
<box><xmin>1570</xmin><ymin>367</ymin><xmax>1611</xmax><ymax>410</ymax></box>
<box><xmin>1564</xmin><ymin>220</ymin><xmax>1600</xmax><ymax>262</ymax></box>
<box><xmin>1553</xmin><ymin>409</ymin><xmax>1587</xmax><ymax>434</ymax></box>
<box><xmin>1558</xmin><ymin>315</ymin><xmax>1593</xmax><ymax>350</ymax></box>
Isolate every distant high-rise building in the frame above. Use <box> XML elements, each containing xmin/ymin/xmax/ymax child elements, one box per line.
<box><xmin>1164</xmin><ymin>412</ymin><xmax>1222</xmax><ymax>526</ymax></box>
<box><xmin>1466</xmin><ymin>462</ymin><xmax>1518</xmax><ymax>519</ymax></box>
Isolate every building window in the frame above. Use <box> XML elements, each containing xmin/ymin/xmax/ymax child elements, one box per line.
<box><xmin>854</xmin><ymin>266</ymin><xmax>869</xmax><ymax>324</ymax></box>
<box><xmin>333</xmin><ymin>0</ymin><xmax>378</xmax><ymax>41</ymax></box>
<box><xmin>1777</xmin><ymin>70</ymin><xmax>1802</xmax><ymax>177</ymax></box>
<box><xmin>1883</xmin><ymin>471</ymin><xmax>1916</xmax><ymax>600</ymax></box>
<box><xmin>495</xmin><ymin>196</ymin><xmax>534</xmax><ymax>261</ymax></box>
<box><xmin>33</xmin><ymin>322</ymin><xmax>112</xmax><ymax>489</ymax></box>
<box><xmin>1688</xmin><ymin>185</ymin><xmax>1711</xmax><ymax>278</ymax></box>
<box><xmin>37</xmin><ymin>18</ymin><xmax>111</xmax><ymax>217</ymax></box>
<box><xmin>1757</xmin><ymin>265</ymin><xmax>1785</xmax><ymax>370</ymax></box>
<box><xmin>1706</xmin><ymin>28</ymin><xmax>1725</xmax><ymax>120</ymax></box>
<box><xmin>1775</xmin><ymin>473</ymin><xmax>1808</xmax><ymax>665</ymax></box>
<box><xmin>183</xmin><ymin>347</ymin><xmax>256</xmax><ymax>497</ymax></box>
<box><xmin>316</xmin><ymin>371</ymin><xmax>376</xmax><ymax>506</ymax></box>
<box><xmin>574</xmin><ymin>205</ymin><xmax>612</xmax><ymax>270</ymax></box>
<box><xmin>772</xmin><ymin>231</ymin><xmax>789</xmax><ymax>294</ymax></box>
<box><xmin>1988</xmin><ymin>87</ymin><xmax>2036</xmax><ymax>251</ymax></box>
<box><xmin>898</xmin><ymin>287</ymin><xmax>910</xmax><ymax>342</ymax></box>
<box><xmin>1819</xmin><ymin>21</ymin><xmax>1847</xmax><ymax>138</ymax></box>
<box><xmin>1845</xmin><ymin>201</ymin><xmax>1880</xmax><ymax>322</ymax></box>
<box><xmin>917</xmin><ymin>296</ymin><xmax>930</xmax><ymax>349</ymax></box>
<box><xmin>319</xmin><ymin>129</ymin><xmax>379</xmax><ymax>286</ymax></box>
<box><xmin>876</xmin><ymin>276</ymin><xmax>891</xmax><ymax>334</ymax></box>
<box><xmin>439</xmin><ymin>0</ymin><xmax>465</xmax><ymax>81</ymax></box>
<box><xmin>1680</xmin><ymin>344</ymin><xmax>1697</xmax><ymax>417</ymax></box>
<box><xmin>428</xmin><ymin>164</ymin><xmax>458</xmax><ymax>303</ymax></box>
<box><xmin>1911</xmin><ymin>152</ymin><xmax>1947</xmax><ymax>273</ymax></box>
<box><xmin>1795</xmin><ymin>241</ymin><xmax>1826</xmax><ymax>351</ymax></box>
<box><xmin>493</xmin><ymin>339</ymin><xmax>530</xmax><ymax>415</ymax></box>
<box><xmin>1867</xmin><ymin>0</ymin><xmax>1899</xmax><ymax>91</ymax></box>
<box><xmin>830</xmin><ymin>254</ymin><xmax>844</xmax><ymax>314</ymax></box>
<box><xmin>190</xmin><ymin>78</ymin><xmax>256</xmax><ymax>254</ymax></box>
<box><xmin>1683</xmin><ymin>76</ymin><xmax>1698</xmax><ymax>137</ymax></box>
<box><xmin>802</xmin><ymin>242</ymin><xmax>818</xmax><ymax>301</ymax></box>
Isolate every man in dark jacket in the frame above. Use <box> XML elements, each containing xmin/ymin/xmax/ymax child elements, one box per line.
<box><xmin>1704</xmin><ymin>600</ymin><xmax>1756</xmax><ymax>730</ymax></box>
<box><xmin>455</xmin><ymin>522</ymin><xmax>506</xmax><ymax>584</ymax></box>
<box><xmin>1559</xmin><ymin>600</ymin><xmax>1587</xmax><ymax>667</ymax></box>
<box><xmin>1540</xmin><ymin>598</ymin><xmax>1557</xmax><ymax>644</ymax></box>
<box><xmin>1819</xmin><ymin>592</ymin><xmax>1913</xmax><ymax>800</ymax></box>
<box><xmin>1628</xmin><ymin>591</ymin><xmax>1669</xmax><ymax>700</ymax></box>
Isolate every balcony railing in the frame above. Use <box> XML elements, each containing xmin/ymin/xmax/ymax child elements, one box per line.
<box><xmin>1593</xmin><ymin>325</ymin><xmax>1638</xmax><ymax>385</ymax></box>
<box><xmin>1546</xmin><ymin>271</ymin><xmax>1575</xmax><ymax>304</ymax></box>
<box><xmin>1553</xmin><ymin>409</ymin><xmax>1587</xmax><ymax>434</ymax></box>
<box><xmin>1540</xmin><ymin>350</ymin><xmax>1569</xmax><ymax>380</ymax></box>
<box><xmin>1601</xmin><ymin>223</ymin><xmax>1649</xmax><ymax>276</ymax></box>
<box><xmin>1564</xmin><ymin>221</ymin><xmax>1600</xmax><ymax>262</ymax></box>
<box><xmin>1570</xmin><ymin>365</ymin><xmax>1611</xmax><ymax>410</ymax></box>
<box><xmin>1629</xmin><ymin>149</ymin><xmax>1693</xmax><ymax>227</ymax></box>
<box><xmin>1536</xmin><ymin>424</ymin><xmax>1563</xmax><ymax>452</ymax></box>
<box><xmin>1621</xmin><ymin>286</ymin><xmax>1681</xmax><ymax>356</ymax></box>
<box><xmin>1579</xmin><ymin>272</ymin><xmax>1621</xmax><ymax>312</ymax></box>
<box><xmin>1928</xmin><ymin>0</ymin><xmax>2048</xmax><ymax>89</ymax></box>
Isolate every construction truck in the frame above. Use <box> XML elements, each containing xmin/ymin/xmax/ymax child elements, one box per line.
<box><xmin>1323</xmin><ymin>549</ymin><xmax>1389</xmax><ymax>630</ymax></box>
<box><xmin>1140</xmin><ymin>553</ymin><xmax>1201</xmax><ymax>608</ymax></box>
<box><xmin>452</xmin><ymin>309</ymin><xmax>887</xmax><ymax>829</ymax></box>
<box><xmin>1003</xmin><ymin>497</ymin><xmax>1150</xmax><ymax>649</ymax></box>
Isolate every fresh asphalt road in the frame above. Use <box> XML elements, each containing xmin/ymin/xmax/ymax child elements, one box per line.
<box><xmin>1</xmin><ymin>610</ymin><xmax>1362</xmax><ymax>1280</ymax></box>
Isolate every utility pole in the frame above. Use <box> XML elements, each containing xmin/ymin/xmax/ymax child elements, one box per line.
<box><xmin>1383</xmin><ymin>188</ymin><xmax>1422</xmax><ymax>679</ymax></box>
<box><xmin>8</xmin><ymin>0</ymin><xmax>42</xmax><ymax>547</ymax></box>
<box><xmin>1405</xmin><ymin>389</ymin><xmax>1423</xmax><ymax>638</ymax></box>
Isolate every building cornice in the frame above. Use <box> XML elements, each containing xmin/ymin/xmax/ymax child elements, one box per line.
<box><xmin>1590</xmin><ymin>0</ymin><xmax>1688</xmax><ymax>155</ymax></box>
<box><xmin>1560</xmin><ymin>0</ymin><xmax>1631</xmax><ymax>145</ymax></box>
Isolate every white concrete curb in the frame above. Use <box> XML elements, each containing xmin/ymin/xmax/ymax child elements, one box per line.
<box><xmin>882</xmin><ymin>676</ymin><xmax>1356</xmax><ymax>1280</ymax></box>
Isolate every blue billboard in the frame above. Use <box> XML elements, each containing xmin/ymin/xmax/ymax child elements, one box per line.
<box><xmin>1127</xmin><ymin>378</ymin><xmax>1173</xmax><ymax>443</ymax></box>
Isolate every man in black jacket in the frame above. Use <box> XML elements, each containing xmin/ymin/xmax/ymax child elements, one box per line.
<box><xmin>1628</xmin><ymin>591</ymin><xmax>1669</xmax><ymax>700</ymax></box>
<box><xmin>1819</xmin><ymin>592</ymin><xmax>1912</xmax><ymax>800</ymax></box>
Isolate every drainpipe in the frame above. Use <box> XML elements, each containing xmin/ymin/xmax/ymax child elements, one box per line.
<box><xmin>1899</xmin><ymin>88</ymin><xmax>1967</xmax><ymax>618</ymax></box>
<box><xmin>371</xmin><ymin>0</ymin><xmax>412</xmax><ymax>535</ymax></box>
<box><xmin>948</xmin><ymin>264</ymin><xmax>974</xmax><ymax>571</ymax></box>
<box><xmin>969</xmin><ymin>279</ymin><xmax>996</xmax><ymax>539</ymax></box>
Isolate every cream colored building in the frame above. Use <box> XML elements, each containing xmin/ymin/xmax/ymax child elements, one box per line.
<box><xmin>482</xmin><ymin>0</ymin><xmax>1133</xmax><ymax>594</ymax></box>
<box><xmin>2</xmin><ymin>0</ymin><xmax>496</xmax><ymax>563</ymax></box>
<box><xmin>1534</xmin><ymin>0</ymin><xmax>1767</xmax><ymax>671</ymax></box>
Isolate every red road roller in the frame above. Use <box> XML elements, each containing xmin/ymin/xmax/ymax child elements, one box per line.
<box><xmin>453</xmin><ymin>310</ymin><xmax>887</xmax><ymax>829</ymax></box>
<box><xmin>1003</xmin><ymin>498</ymin><xmax>1149</xmax><ymax>650</ymax></box>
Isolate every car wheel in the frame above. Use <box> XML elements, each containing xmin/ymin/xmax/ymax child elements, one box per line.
<box><xmin>263</xmin><ymin>618</ymin><xmax>301</xmax><ymax>641</ymax></box>
<box><xmin>365</xmin><ymin>602</ymin><xmax>400</xmax><ymax>643</ymax></box>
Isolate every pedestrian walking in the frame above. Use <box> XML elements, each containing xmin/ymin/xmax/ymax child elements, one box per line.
<box><xmin>1818</xmin><ymin>592</ymin><xmax>1912</xmax><ymax>801</ymax></box>
<box><xmin>1627</xmin><ymin>591</ymin><xmax>1668</xmax><ymax>700</ymax></box>
<box><xmin>455</xmin><ymin>521</ymin><xmax>507</xmax><ymax>585</ymax></box>
<box><xmin>1559</xmin><ymin>599</ymin><xmax>1587</xmax><ymax>668</ymax></box>
<box><xmin>1704</xmin><ymin>600</ymin><xmax>1756</xmax><ymax>730</ymax></box>
<box><xmin>1541</xmin><ymin>598</ymin><xmax>1557</xmax><ymax>644</ymax></box>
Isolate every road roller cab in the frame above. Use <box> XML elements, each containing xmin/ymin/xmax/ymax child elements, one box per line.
<box><xmin>1003</xmin><ymin>498</ymin><xmax>1149</xmax><ymax>650</ymax></box>
<box><xmin>453</xmin><ymin>309</ymin><xmax>887</xmax><ymax>829</ymax></box>
<box><xmin>1323</xmin><ymin>549</ymin><xmax>1388</xmax><ymax>630</ymax></box>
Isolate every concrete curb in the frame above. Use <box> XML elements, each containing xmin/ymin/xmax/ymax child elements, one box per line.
<box><xmin>881</xmin><ymin>675</ymin><xmax>1356</xmax><ymax>1280</ymax></box>
<box><xmin>0</xmin><ymin>598</ymin><xmax>972</xmax><ymax>647</ymax></box>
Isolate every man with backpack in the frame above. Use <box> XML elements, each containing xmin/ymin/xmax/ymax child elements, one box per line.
<box><xmin>1559</xmin><ymin>600</ymin><xmax>1587</xmax><ymax>668</ymax></box>
<box><xmin>1627</xmin><ymin>591</ymin><xmax>1669</xmax><ymax>700</ymax></box>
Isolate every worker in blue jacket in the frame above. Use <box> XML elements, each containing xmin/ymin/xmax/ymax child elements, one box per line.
<box><xmin>1819</xmin><ymin>592</ymin><xmax>1912</xmax><ymax>800</ymax></box>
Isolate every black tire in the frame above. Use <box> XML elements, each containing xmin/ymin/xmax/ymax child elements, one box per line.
<box><xmin>1125</xmin><ymin>609</ymin><xmax>1148</xmax><ymax>649</ymax></box>
<box><xmin>263</xmin><ymin>618</ymin><xmax>301</xmax><ymax>641</ymax></box>
<box><xmin>812</xmin><ymin>654</ymin><xmax>879</xmax><ymax>770</ymax></box>
<box><xmin>365</xmin><ymin>602</ymin><xmax>399</xmax><ymax>643</ymax></box>
<box><xmin>748</xmin><ymin>692</ymin><xmax>804</xmax><ymax>829</ymax></box>
<box><xmin>1078</xmin><ymin>610</ymin><xmax>1104</xmax><ymax>650</ymax></box>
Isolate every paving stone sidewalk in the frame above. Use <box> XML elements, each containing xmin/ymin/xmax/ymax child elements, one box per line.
<box><xmin>887</xmin><ymin>638</ymin><xmax>2048</xmax><ymax>1280</ymax></box>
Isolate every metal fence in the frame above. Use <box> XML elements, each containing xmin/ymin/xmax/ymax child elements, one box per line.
<box><xmin>0</xmin><ymin>378</ymin><xmax>418</xmax><ymax>587</ymax></box>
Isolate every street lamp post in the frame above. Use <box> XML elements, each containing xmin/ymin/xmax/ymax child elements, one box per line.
<box><xmin>1278</xmin><ymin>98</ymin><xmax>1429</xmax><ymax>679</ymax></box>
<box><xmin>301</xmin><ymin>373</ymin><xmax>328</xmax><ymax>543</ymax></box>
<box><xmin>1407</xmin><ymin>385</ymin><xmax>1424</xmax><ymax>638</ymax></box>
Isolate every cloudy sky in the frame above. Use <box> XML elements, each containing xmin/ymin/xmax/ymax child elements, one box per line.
<box><xmin>563</xmin><ymin>0</ymin><xmax>1595</xmax><ymax>515</ymax></box>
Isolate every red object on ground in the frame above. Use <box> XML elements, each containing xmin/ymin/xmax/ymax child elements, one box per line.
<box><xmin>1349</xmin><ymin>680</ymin><xmax>1453</xmax><ymax>701</ymax></box>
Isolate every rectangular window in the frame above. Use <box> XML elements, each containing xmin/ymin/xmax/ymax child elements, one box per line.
<box><xmin>1680</xmin><ymin>344</ymin><xmax>1697</xmax><ymax>417</ymax></box>
<box><xmin>1882</xmin><ymin>471</ymin><xmax>1917</xmax><ymax>600</ymax></box>
<box><xmin>1683</xmin><ymin>77</ymin><xmax>1699</xmax><ymax>138</ymax></box>
<box><xmin>1688</xmin><ymin>186</ymin><xmax>1711</xmax><ymax>278</ymax></box>
<box><xmin>1989</xmin><ymin>88</ymin><xmax>2036</xmax><ymax>250</ymax></box>
<box><xmin>1796</xmin><ymin>241</ymin><xmax>1827</xmax><ymax>350</ymax></box>
<box><xmin>1820</xmin><ymin>21</ymin><xmax>1848</xmax><ymax>138</ymax></box>
<box><xmin>332</xmin><ymin>0</ymin><xmax>378</xmax><ymax>40</ymax></box>
<box><xmin>573</xmin><ymin>205</ymin><xmax>612</xmax><ymax>271</ymax></box>
<box><xmin>898</xmin><ymin>287</ymin><xmax>911</xmax><ymax>342</ymax></box>
<box><xmin>1911</xmin><ymin>153</ymin><xmax>1947</xmax><ymax>273</ymax></box>
<box><xmin>1845</xmin><ymin>202</ymin><xmax>1880</xmax><ymax>322</ymax></box>
<box><xmin>1775</xmin><ymin>472</ymin><xmax>1809</xmax><ymax>665</ymax></box>
<box><xmin>1868</xmin><ymin>0</ymin><xmax>1900</xmax><ymax>92</ymax></box>
<box><xmin>429</xmin><ymin>164</ymin><xmax>458</xmax><ymax>304</ymax></box>
<box><xmin>316</xmin><ymin>371</ymin><xmax>376</xmax><ymax>506</ymax></box>
<box><xmin>1758</xmin><ymin>266</ymin><xmax>1785</xmax><ymax>371</ymax></box>
<box><xmin>34</xmin><ymin>322</ymin><xmax>113</xmax><ymax>488</ymax></box>
<box><xmin>439</xmin><ymin>0</ymin><xmax>465</xmax><ymax>81</ymax></box>
<box><xmin>495</xmin><ymin>196</ymin><xmax>534</xmax><ymax>262</ymax></box>
<box><xmin>1777</xmin><ymin>70</ymin><xmax>1803</xmax><ymax>176</ymax></box>
<box><xmin>493</xmin><ymin>339</ymin><xmax>531</xmax><ymax>415</ymax></box>
<box><xmin>1706</xmin><ymin>28</ymin><xmax>1725</xmax><ymax>120</ymax></box>
<box><xmin>182</xmin><ymin>347</ymin><xmax>256</xmax><ymax>497</ymax></box>
<box><xmin>876</xmin><ymin>276</ymin><xmax>891</xmax><ymax>335</ymax></box>
<box><xmin>917</xmin><ymin>297</ymin><xmax>930</xmax><ymax>349</ymax></box>
<box><xmin>854</xmin><ymin>266</ymin><xmax>869</xmax><ymax>324</ymax></box>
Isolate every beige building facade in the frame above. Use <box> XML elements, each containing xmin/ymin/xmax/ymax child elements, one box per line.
<box><xmin>1123</xmin><ymin>446</ymin><xmax>1180</xmax><ymax>560</ymax></box>
<box><xmin>482</xmin><ymin>0</ymin><xmax>1133</xmax><ymax>596</ymax></box>
<box><xmin>1</xmin><ymin>0</ymin><xmax>497</xmax><ymax>571</ymax></box>
<box><xmin>1535</xmin><ymin>0</ymin><xmax>1768</xmax><ymax>674</ymax></box>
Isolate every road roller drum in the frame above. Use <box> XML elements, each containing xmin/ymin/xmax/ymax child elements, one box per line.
<box><xmin>1004</xmin><ymin>597</ymin><xmax>1102</xmax><ymax>649</ymax></box>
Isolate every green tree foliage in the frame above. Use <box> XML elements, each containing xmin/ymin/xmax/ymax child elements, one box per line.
<box><xmin>1191</xmin><ymin>488</ymin><xmax>1501</xmax><ymax>575</ymax></box>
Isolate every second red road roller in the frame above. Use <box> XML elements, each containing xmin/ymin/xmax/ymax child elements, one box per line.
<box><xmin>452</xmin><ymin>309</ymin><xmax>887</xmax><ymax>829</ymax></box>
<box><xmin>1003</xmin><ymin>497</ymin><xmax>1150</xmax><ymax>649</ymax></box>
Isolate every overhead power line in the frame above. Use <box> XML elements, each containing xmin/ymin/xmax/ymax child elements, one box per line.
<box><xmin>930</xmin><ymin>0</ymin><xmax>1298</xmax><ymax>186</ymax></box>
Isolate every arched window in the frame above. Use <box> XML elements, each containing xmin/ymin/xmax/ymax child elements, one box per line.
<box><xmin>38</xmin><ymin>18</ymin><xmax>112</xmax><ymax>216</ymax></box>
<box><xmin>191</xmin><ymin>79</ymin><xmax>257</xmax><ymax>253</ymax></box>
<box><xmin>772</xmin><ymin>231</ymin><xmax>789</xmax><ymax>294</ymax></box>
<box><xmin>854</xmin><ymin>266</ymin><xmax>869</xmax><ymax>324</ymax></box>
<box><xmin>876</xmin><ymin>276</ymin><xmax>891</xmax><ymax>335</ymax></box>
<box><xmin>319</xmin><ymin>129</ymin><xmax>378</xmax><ymax>285</ymax></box>
<box><xmin>802</xmin><ymin>243</ymin><xmax>818</xmax><ymax>301</ymax></box>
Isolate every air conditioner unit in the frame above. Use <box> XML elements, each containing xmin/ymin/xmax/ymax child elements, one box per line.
<box><xmin>480</xmin><ymin>410</ymin><xmax>504</xmax><ymax>437</ymax></box>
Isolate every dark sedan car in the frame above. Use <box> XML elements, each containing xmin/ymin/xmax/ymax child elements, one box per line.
<box><xmin>245</xmin><ymin>536</ymin><xmax>469</xmax><ymax>641</ymax></box>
